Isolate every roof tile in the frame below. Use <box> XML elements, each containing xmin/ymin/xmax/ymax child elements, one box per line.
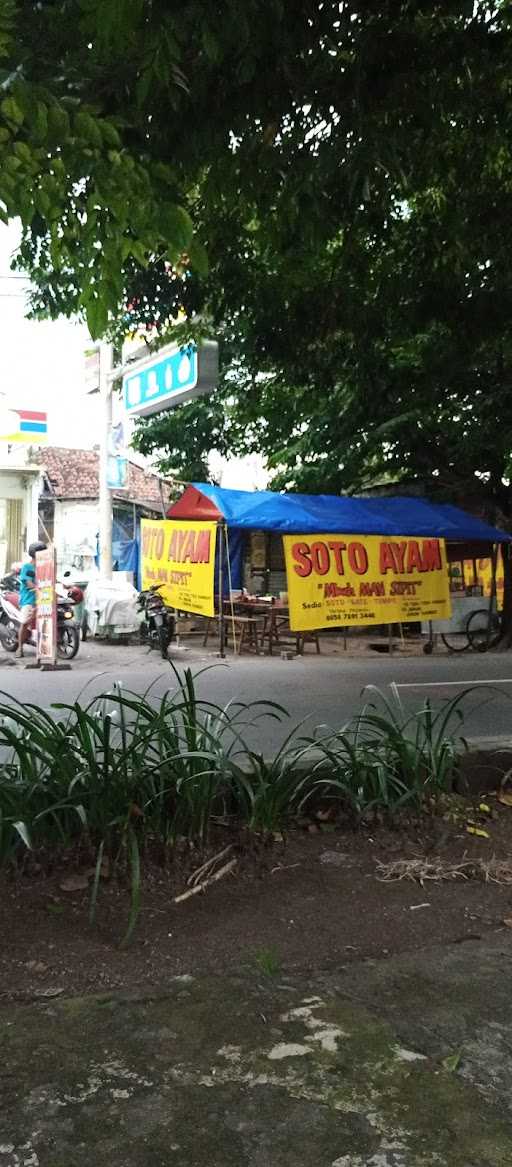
<box><xmin>33</xmin><ymin>447</ymin><xmax>171</xmax><ymax>509</ymax></box>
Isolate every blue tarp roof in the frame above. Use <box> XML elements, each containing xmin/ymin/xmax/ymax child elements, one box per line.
<box><xmin>192</xmin><ymin>484</ymin><xmax>510</xmax><ymax>543</ymax></box>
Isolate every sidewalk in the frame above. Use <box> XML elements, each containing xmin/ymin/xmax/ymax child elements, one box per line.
<box><xmin>2</xmin><ymin>935</ymin><xmax>512</xmax><ymax>1166</ymax></box>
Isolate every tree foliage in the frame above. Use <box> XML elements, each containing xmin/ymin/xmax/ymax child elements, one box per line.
<box><xmin>3</xmin><ymin>0</ymin><xmax>512</xmax><ymax>516</ymax></box>
<box><xmin>136</xmin><ymin>1</ymin><xmax>512</xmax><ymax>518</ymax></box>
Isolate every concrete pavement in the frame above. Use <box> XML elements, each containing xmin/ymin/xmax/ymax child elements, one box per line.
<box><xmin>2</xmin><ymin>935</ymin><xmax>512</xmax><ymax>1165</ymax></box>
<box><xmin>1</xmin><ymin>640</ymin><xmax>512</xmax><ymax>750</ymax></box>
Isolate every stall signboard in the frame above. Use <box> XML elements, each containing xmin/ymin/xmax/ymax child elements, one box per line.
<box><xmin>283</xmin><ymin>534</ymin><xmax>451</xmax><ymax>631</ymax></box>
<box><xmin>141</xmin><ymin>519</ymin><xmax>217</xmax><ymax>617</ymax></box>
<box><xmin>36</xmin><ymin>547</ymin><xmax>57</xmax><ymax>664</ymax></box>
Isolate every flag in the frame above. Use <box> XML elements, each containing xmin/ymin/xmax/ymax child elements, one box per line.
<box><xmin>1</xmin><ymin>409</ymin><xmax>48</xmax><ymax>443</ymax></box>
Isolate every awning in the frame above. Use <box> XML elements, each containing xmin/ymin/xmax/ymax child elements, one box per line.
<box><xmin>167</xmin><ymin>484</ymin><xmax>510</xmax><ymax>544</ymax></box>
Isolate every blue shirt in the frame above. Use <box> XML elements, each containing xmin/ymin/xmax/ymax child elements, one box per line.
<box><xmin>19</xmin><ymin>561</ymin><xmax>35</xmax><ymax>608</ymax></box>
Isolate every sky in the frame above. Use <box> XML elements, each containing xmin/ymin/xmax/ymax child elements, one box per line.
<box><xmin>0</xmin><ymin>221</ymin><xmax>266</xmax><ymax>488</ymax></box>
<box><xmin>0</xmin><ymin>222</ymin><xmax>99</xmax><ymax>448</ymax></box>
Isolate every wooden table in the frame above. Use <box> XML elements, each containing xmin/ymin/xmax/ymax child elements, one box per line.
<box><xmin>223</xmin><ymin>601</ymin><xmax>292</xmax><ymax>654</ymax></box>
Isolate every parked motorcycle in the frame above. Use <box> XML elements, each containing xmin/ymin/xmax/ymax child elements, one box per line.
<box><xmin>0</xmin><ymin>583</ymin><xmax>80</xmax><ymax>660</ymax></box>
<box><xmin>137</xmin><ymin>584</ymin><xmax>175</xmax><ymax>659</ymax></box>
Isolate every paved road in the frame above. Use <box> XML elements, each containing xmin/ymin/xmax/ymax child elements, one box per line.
<box><xmin>1</xmin><ymin>640</ymin><xmax>512</xmax><ymax>749</ymax></box>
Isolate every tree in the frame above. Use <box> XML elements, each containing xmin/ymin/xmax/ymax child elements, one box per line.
<box><xmin>0</xmin><ymin>0</ymin><xmax>328</xmax><ymax>334</ymax></box>
<box><xmin>125</xmin><ymin>2</ymin><xmax>512</xmax><ymax>523</ymax></box>
<box><xmin>3</xmin><ymin>0</ymin><xmax>512</xmax><ymax>522</ymax></box>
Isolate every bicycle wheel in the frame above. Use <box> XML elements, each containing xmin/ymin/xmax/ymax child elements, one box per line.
<box><xmin>441</xmin><ymin>629</ymin><xmax>470</xmax><ymax>652</ymax></box>
<box><xmin>467</xmin><ymin>608</ymin><xmax>501</xmax><ymax>652</ymax></box>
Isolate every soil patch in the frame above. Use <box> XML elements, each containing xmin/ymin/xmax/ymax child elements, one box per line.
<box><xmin>2</xmin><ymin>799</ymin><xmax>512</xmax><ymax>1001</ymax></box>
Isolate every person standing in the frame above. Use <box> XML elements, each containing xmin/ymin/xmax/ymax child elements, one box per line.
<box><xmin>16</xmin><ymin>541</ymin><xmax>46</xmax><ymax>658</ymax></box>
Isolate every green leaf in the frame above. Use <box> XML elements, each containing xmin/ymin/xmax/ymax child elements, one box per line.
<box><xmin>89</xmin><ymin>839</ymin><xmax>105</xmax><ymax>925</ymax></box>
<box><xmin>130</xmin><ymin>240</ymin><xmax>149</xmax><ymax>267</ymax></box>
<box><xmin>13</xmin><ymin>820</ymin><xmax>31</xmax><ymax>849</ymax></box>
<box><xmin>75</xmin><ymin>110</ymin><xmax>103</xmax><ymax>148</ymax></box>
<box><xmin>101</xmin><ymin>120</ymin><xmax>121</xmax><ymax>148</ymax></box>
<box><xmin>13</xmin><ymin>140</ymin><xmax>33</xmax><ymax>164</ymax></box>
<box><xmin>442</xmin><ymin>1050</ymin><xmax>462</xmax><ymax>1073</ymax></box>
<box><xmin>120</xmin><ymin>826</ymin><xmax>141</xmax><ymax>947</ymax></box>
<box><xmin>188</xmin><ymin>235</ymin><xmax>209</xmax><ymax>276</ymax></box>
<box><xmin>1</xmin><ymin>95</ymin><xmax>24</xmax><ymax>126</ymax></box>
<box><xmin>161</xmin><ymin>203</ymin><xmax>193</xmax><ymax>251</ymax></box>
<box><xmin>34</xmin><ymin>187</ymin><xmax>51</xmax><ymax>216</ymax></box>
<box><xmin>85</xmin><ymin>295</ymin><xmax>109</xmax><ymax>339</ymax></box>
<box><xmin>47</xmin><ymin>103</ymin><xmax>70</xmax><ymax>141</ymax></box>
<box><xmin>33</xmin><ymin>101</ymin><xmax>48</xmax><ymax>141</ymax></box>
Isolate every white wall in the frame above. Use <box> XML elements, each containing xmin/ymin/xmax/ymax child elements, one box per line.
<box><xmin>53</xmin><ymin>499</ymin><xmax>98</xmax><ymax>572</ymax></box>
<box><xmin>0</xmin><ymin>467</ymin><xmax>41</xmax><ymax>573</ymax></box>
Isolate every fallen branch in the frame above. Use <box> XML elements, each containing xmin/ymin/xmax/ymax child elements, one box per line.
<box><xmin>187</xmin><ymin>844</ymin><xmax>234</xmax><ymax>888</ymax></box>
<box><xmin>174</xmin><ymin>858</ymin><xmax>238</xmax><ymax>904</ymax></box>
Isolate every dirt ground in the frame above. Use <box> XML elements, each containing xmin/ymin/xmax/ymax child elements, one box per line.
<box><xmin>2</xmin><ymin>800</ymin><xmax>512</xmax><ymax>1003</ymax></box>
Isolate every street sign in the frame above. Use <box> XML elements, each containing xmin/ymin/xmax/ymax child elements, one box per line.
<box><xmin>122</xmin><ymin>340</ymin><xmax>218</xmax><ymax>419</ymax></box>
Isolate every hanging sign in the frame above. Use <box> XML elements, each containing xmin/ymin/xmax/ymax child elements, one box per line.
<box><xmin>141</xmin><ymin>519</ymin><xmax>217</xmax><ymax>616</ymax></box>
<box><xmin>106</xmin><ymin>421</ymin><xmax>128</xmax><ymax>489</ymax></box>
<box><xmin>283</xmin><ymin>534</ymin><xmax>451</xmax><ymax>631</ymax></box>
<box><xmin>35</xmin><ymin>547</ymin><xmax>57</xmax><ymax>664</ymax></box>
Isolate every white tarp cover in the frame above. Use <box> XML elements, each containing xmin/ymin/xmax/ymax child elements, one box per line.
<box><xmin>85</xmin><ymin>577</ymin><xmax>139</xmax><ymax>636</ymax></box>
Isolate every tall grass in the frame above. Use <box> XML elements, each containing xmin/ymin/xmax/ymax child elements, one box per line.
<box><xmin>302</xmin><ymin>683</ymin><xmax>470</xmax><ymax>819</ymax></box>
<box><xmin>0</xmin><ymin>671</ymin><xmax>473</xmax><ymax>939</ymax></box>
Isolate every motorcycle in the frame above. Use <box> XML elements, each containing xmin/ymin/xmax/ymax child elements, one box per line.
<box><xmin>137</xmin><ymin>583</ymin><xmax>175</xmax><ymax>659</ymax></box>
<box><xmin>0</xmin><ymin>580</ymin><xmax>80</xmax><ymax>660</ymax></box>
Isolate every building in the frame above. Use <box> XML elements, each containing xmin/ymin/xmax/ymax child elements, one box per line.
<box><xmin>0</xmin><ymin>461</ymin><xmax>42</xmax><ymax>575</ymax></box>
<box><xmin>33</xmin><ymin>446</ymin><xmax>173</xmax><ymax>575</ymax></box>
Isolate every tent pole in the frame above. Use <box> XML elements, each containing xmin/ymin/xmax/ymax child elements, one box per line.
<box><xmin>218</xmin><ymin>522</ymin><xmax>226</xmax><ymax>658</ymax></box>
<box><xmin>224</xmin><ymin>527</ymin><xmax>238</xmax><ymax>652</ymax></box>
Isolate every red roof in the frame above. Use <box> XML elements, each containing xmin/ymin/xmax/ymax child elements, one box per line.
<box><xmin>33</xmin><ymin>447</ymin><xmax>171</xmax><ymax>510</ymax></box>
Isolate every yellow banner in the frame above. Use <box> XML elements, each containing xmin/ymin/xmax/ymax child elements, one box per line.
<box><xmin>284</xmin><ymin>533</ymin><xmax>451</xmax><ymax>631</ymax></box>
<box><xmin>141</xmin><ymin>519</ymin><xmax>217</xmax><ymax>617</ymax></box>
<box><xmin>461</xmin><ymin>555</ymin><xmax>504</xmax><ymax>611</ymax></box>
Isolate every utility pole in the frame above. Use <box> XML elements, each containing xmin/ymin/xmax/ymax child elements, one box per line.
<box><xmin>98</xmin><ymin>341</ymin><xmax>113</xmax><ymax>578</ymax></box>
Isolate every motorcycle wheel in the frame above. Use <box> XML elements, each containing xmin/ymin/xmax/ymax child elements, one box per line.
<box><xmin>58</xmin><ymin>625</ymin><xmax>80</xmax><ymax>660</ymax></box>
<box><xmin>159</xmin><ymin>625</ymin><xmax>170</xmax><ymax>660</ymax></box>
<box><xmin>1</xmin><ymin>619</ymin><xmax>18</xmax><ymax>651</ymax></box>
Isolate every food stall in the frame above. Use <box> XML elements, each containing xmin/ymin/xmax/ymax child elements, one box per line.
<box><xmin>155</xmin><ymin>486</ymin><xmax>512</xmax><ymax>655</ymax></box>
